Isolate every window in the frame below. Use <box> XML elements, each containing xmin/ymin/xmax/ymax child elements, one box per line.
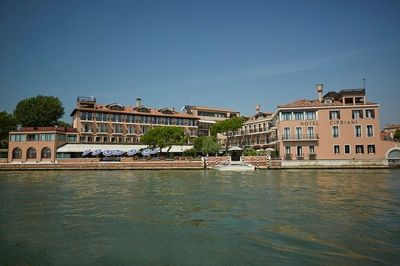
<box><xmin>114</xmin><ymin>125</ymin><xmax>122</xmax><ymax>133</ymax></box>
<box><xmin>283</xmin><ymin>127</ymin><xmax>290</xmax><ymax>139</ymax></box>
<box><xmin>297</xmin><ymin>146</ymin><xmax>303</xmax><ymax>157</ymax></box>
<box><xmin>67</xmin><ymin>135</ymin><xmax>77</xmax><ymax>142</ymax></box>
<box><xmin>112</xmin><ymin>114</ymin><xmax>121</xmax><ymax>122</ymax></box>
<box><xmin>332</xmin><ymin>126</ymin><xmax>339</xmax><ymax>138</ymax></box>
<box><xmin>305</xmin><ymin>111</ymin><xmax>316</xmax><ymax>120</ymax></box>
<box><xmin>281</xmin><ymin>112</ymin><xmax>292</xmax><ymax>120</ymax></box>
<box><xmin>365</xmin><ymin>109</ymin><xmax>375</xmax><ymax>119</ymax></box>
<box><xmin>334</xmin><ymin>145</ymin><xmax>340</xmax><ymax>154</ymax></box>
<box><xmin>356</xmin><ymin>145</ymin><xmax>364</xmax><ymax>154</ymax></box>
<box><xmin>10</xmin><ymin>134</ymin><xmax>25</xmax><ymax>142</ymax></box>
<box><xmin>41</xmin><ymin>133</ymin><xmax>55</xmax><ymax>141</ymax></box>
<box><xmin>83</xmin><ymin>124</ymin><xmax>92</xmax><ymax>132</ymax></box>
<box><xmin>309</xmin><ymin>145</ymin><xmax>315</xmax><ymax>154</ymax></box>
<box><xmin>97</xmin><ymin>113</ymin><xmax>108</xmax><ymax>121</ymax></box>
<box><xmin>285</xmin><ymin>146</ymin><xmax>291</xmax><ymax>155</ymax></box>
<box><xmin>329</xmin><ymin>111</ymin><xmax>340</xmax><ymax>120</ymax></box>
<box><xmin>352</xmin><ymin>110</ymin><xmax>363</xmax><ymax>119</ymax></box>
<box><xmin>27</xmin><ymin>147</ymin><xmax>37</xmax><ymax>159</ymax></box>
<box><xmin>26</xmin><ymin>134</ymin><xmax>39</xmax><ymax>141</ymax></box>
<box><xmin>56</xmin><ymin>134</ymin><xmax>66</xmax><ymax>141</ymax></box>
<box><xmin>366</xmin><ymin>125</ymin><xmax>373</xmax><ymax>137</ymax></box>
<box><xmin>368</xmin><ymin>145</ymin><xmax>376</xmax><ymax>154</ymax></box>
<box><xmin>41</xmin><ymin>147</ymin><xmax>51</xmax><ymax>159</ymax></box>
<box><xmin>80</xmin><ymin>112</ymin><xmax>93</xmax><ymax>120</ymax></box>
<box><xmin>127</xmin><ymin>126</ymin><xmax>134</xmax><ymax>134</ymax></box>
<box><xmin>296</xmin><ymin>127</ymin><xmax>302</xmax><ymax>139</ymax></box>
<box><xmin>12</xmin><ymin>148</ymin><xmax>22</xmax><ymax>159</ymax></box>
<box><xmin>98</xmin><ymin>124</ymin><xmax>107</xmax><ymax>133</ymax></box>
<box><xmin>355</xmin><ymin>125</ymin><xmax>362</xmax><ymax>137</ymax></box>
<box><xmin>344</xmin><ymin>145</ymin><xmax>351</xmax><ymax>154</ymax></box>
<box><xmin>307</xmin><ymin>127</ymin><xmax>314</xmax><ymax>139</ymax></box>
<box><xmin>294</xmin><ymin>112</ymin><xmax>304</xmax><ymax>120</ymax></box>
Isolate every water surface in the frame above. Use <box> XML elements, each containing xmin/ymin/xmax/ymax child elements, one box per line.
<box><xmin>1</xmin><ymin>169</ymin><xmax>399</xmax><ymax>265</ymax></box>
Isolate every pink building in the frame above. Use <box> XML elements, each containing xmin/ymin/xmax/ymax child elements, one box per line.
<box><xmin>276</xmin><ymin>84</ymin><xmax>399</xmax><ymax>163</ymax></box>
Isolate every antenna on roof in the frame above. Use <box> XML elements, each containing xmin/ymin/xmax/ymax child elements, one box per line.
<box><xmin>363</xmin><ymin>78</ymin><xmax>366</xmax><ymax>90</ymax></box>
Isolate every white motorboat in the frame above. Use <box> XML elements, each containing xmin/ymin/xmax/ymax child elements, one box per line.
<box><xmin>213</xmin><ymin>161</ymin><xmax>255</xmax><ymax>171</ymax></box>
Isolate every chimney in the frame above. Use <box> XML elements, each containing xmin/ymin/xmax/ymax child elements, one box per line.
<box><xmin>316</xmin><ymin>84</ymin><xmax>324</xmax><ymax>102</ymax></box>
<box><xmin>136</xmin><ymin>98</ymin><xmax>142</xmax><ymax>108</ymax></box>
<box><xmin>256</xmin><ymin>104</ymin><xmax>260</xmax><ymax>113</ymax></box>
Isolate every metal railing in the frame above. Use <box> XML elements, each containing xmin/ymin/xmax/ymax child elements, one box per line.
<box><xmin>282</xmin><ymin>134</ymin><xmax>319</xmax><ymax>141</ymax></box>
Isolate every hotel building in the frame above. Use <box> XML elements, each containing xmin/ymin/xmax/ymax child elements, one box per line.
<box><xmin>276</xmin><ymin>84</ymin><xmax>393</xmax><ymax>160</ymax></box>
<box><xmin>72</xmin><ymin>97</ymin><xmax>199</xmax><ymax>144</ymax></box>
<box><xmin>232</xmin><ymin>104</ymin><xmax>278</xmax><ymax>150</ymax></box>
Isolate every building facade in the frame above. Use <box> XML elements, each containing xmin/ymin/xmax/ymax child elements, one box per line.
<box><xmin>71</xmin><ymin>97</ymin><xmax>199</xmax><ymax>144</ymax></box>
<box><xmin>8</xmin><ymin>127</ymin><xmax>78</xmax><ymax>163</ymax></box>
<box><xmin>276</xmin><ymin>84</ymin><xmax>387</xmax><ymax>160</ymax></box>
<box><xmin>182</xmin><ymin>105</ymin><xmax>240</xmax><ymax>137</ymax></box>
<box><xmin>232</xmin><ymin>104</ymin><xmax>278</xmax><ymax>150</ymax></box>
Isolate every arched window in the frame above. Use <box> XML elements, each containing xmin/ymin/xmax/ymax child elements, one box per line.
<box><xmin>41</xmin><ymin>147</ymin><xmax>51</xmax><ymax>159</ymax></box>
<box><xmin>12</xmin><ymin>147</ymin><xmax>22</xmax><ymax>159</ymax></box>
<box><xmin>27</xmin><ymin>147</ymin><xmax>37</xmax><ymax>159</ymax></box>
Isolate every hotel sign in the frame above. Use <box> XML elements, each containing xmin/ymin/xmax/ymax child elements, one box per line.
<box><xmin>329</xmin><ymin>120</ymin><xmax>358</xmax><ymax>125</ymax></box>
<box><xmin>300</xmin><ymin>121</ymin><xmax>319</xmax><ymax>126</ymax></box>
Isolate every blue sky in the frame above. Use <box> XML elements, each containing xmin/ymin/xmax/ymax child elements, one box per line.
<box><xmin>1</xmin><ymin>0</ymin><xmax>399</xmax><ymax>127</ymax></box>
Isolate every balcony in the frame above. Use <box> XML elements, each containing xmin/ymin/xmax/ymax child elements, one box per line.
<box><xmin>282</xmin><ymin>134</ymin><xmax>319</xmax><ymax>141</ymax></box>
<box><xmin>284</xmin><ymin>154</ymin><xmax>292</xmax><ymax>160</ymax></box>
<box><xmin>309</xmin><ymin>153</ymin><xmax>317</xmax><ymax>160</ymax></box>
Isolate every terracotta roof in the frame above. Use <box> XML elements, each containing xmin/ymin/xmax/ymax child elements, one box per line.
<box><xmin>184</xmin><ymin>105</ymin><xmax>239</xmax><ymax>113</ymax></box>
<box><xmin>71</xmin><ymin>104</ymin><xmax>198</xmax><ymax>119</ymax></box>
<box><xmin>278</xmin><ymin>99</ymin><xmax>377</xmax><ymax>109</ymax></box>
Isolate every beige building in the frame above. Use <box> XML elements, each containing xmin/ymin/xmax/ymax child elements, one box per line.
<box><xmin>232</xmin><ymin>104</ymin><xmax>278</xmax><ymax>150</ymax></box>
<box><xmin>182</xmin><ymin>105</ymin><xmax>240</xmax><ymax>136</ymax></box>
<box><xmin>8</xmin><ymin>127</ymin><xmax>78</xmax><ymax>163</ymax></box>
<box><xmin>71</xmin><ymin>97</ymin><xmax>199</xmax><ymax>144</ymax></box>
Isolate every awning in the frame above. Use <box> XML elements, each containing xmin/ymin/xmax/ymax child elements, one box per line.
<box><xmin>198</xmin><ymin>120</ymin><xmax>216</xmax><ymax>124</ymax></box>
<box><xmin>57</xmin><ymin>144</ymin><xmax>193</xmax><ymax>153</ymax></box>
<box><xmin>228</xmin><ymin>146</ymin><xmax>243</xmax><ymax>151</ymax></box>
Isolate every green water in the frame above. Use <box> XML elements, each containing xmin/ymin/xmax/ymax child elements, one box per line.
<box><xmin>0</xmin><ymin>169</ymin><xmax>399</xmax><ymax>265</ymax></box>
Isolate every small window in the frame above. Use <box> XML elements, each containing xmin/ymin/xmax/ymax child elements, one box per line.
<box><xmin>355</xmin><ymin>125</ymin><xmax>362</xmax><ymax>137</ymax></box>
<box><xmin>329</xmin><ymin>111</ymin><xmax>340</xmax><ymax>120</ymax></box>
<box><xmin>365</xmin><ymin>109</ymin><xmax>375</xmax><ymax>119</ymax></box>
<box><xmin>344</xmin><ymin>145</ymin><xmax>351</xmax><ymax>154</ymax></box>
<box><xmin>367</xmin><ymin>145</ymin><xmax>375</xmax><ymax>154</ymax></box>
<box><xmin>309</xmin><ymin>145</ymin><xmax>315</xmax><ymax>154</ymax></box>
<box><xmin>352</xmin><ymin>110</ymin><xmax>363</xmax><ymax>119</ymax></box>
<box><xmin>332</xmin><ymin>126</ymin><xmax>339</xmax><ymax>138</ymax></box>
<box><xmin>356</xmin><ymin>145</ymin><xmax>364</xmax><ymax>154</ymax></box>
<box><xmin>334</xmin><ymin>145</ymin><xmax>340</xmax><ymax>154</ymax></box>
<box><xmin>366</xmin><ymin>125</ymin><xmax>373</xmax><ymax>137</ymax></box>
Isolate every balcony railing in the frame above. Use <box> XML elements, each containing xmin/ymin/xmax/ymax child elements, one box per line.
<box><xmin>235</xmin><ymin>127</ymin><xmax>271</xmax><ymax>135</ymax></box>
<box><xmin>282</xmin><ymin>134</ymin><xmax>319</xmax><ymax>141</ymax></box>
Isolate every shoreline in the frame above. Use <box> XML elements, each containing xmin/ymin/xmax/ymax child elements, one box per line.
<box><xmin>0</xmin><ymin>162</ymin><xmax>395</xmax><ymax>171</ymax></box>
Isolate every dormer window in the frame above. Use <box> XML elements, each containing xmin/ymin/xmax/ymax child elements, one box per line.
<box><xmin>324</xmin><ymin>99</ymin><xmax>332</xmax><ymax>104</ymax></box>
<box><xmin>135</xmin><ymin>107</ymin><xmax>150</xmax><ymax>113</ymax></box>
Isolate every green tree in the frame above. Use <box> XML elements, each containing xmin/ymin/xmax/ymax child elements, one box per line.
<box><xmin>0</xmin><ymin>111</ymin><xmax>17</xmax><ymax>148</ymax></box>
<box><xmin>201</xmin><ymin>136</ymin><xmax>220</xmax><ymax>155</ymax></box>
<box><xmin>394</xmin><ymin>129</ymin><xmax>400</xmax><ymax>140</ymax></box>
<box><xmin>14</xmin><ymin>95</ymin><xmax>65</xmax><ymax>127</ymax></box>
<box><xmin>141</xmin><ymin>126</ymin><xmax>185</xmax><ymax>156</ymax></box>
<box><xmin>210</xmin><ymin>117</ymin><xmax>244</xmax><ymax>152</ymax></box>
